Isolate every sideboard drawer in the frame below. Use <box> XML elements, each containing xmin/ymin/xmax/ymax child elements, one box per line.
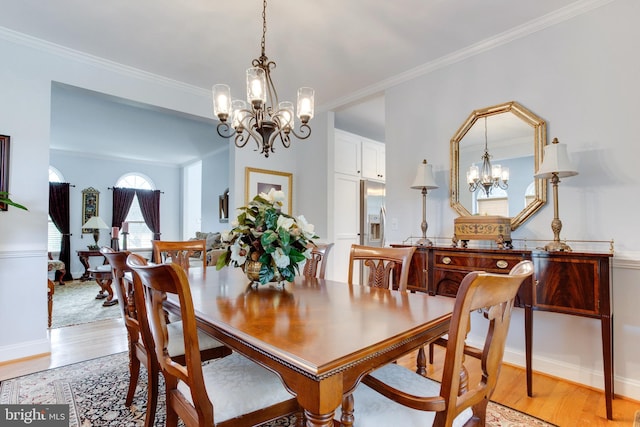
<box><xmin>431</xmin><ymin>249</ymin><xmax>531</xmax><ymax>306</ymax></box>
<box><xmin>433</xmin><ymin>250</ymin><xmax>524</xmax><ymax>273</ymax></box>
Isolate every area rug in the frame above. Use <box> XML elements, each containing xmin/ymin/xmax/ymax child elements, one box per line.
<box><xmin>0</xmin><ymin>352</ymin><xmax>556</xmax><ymax>427</ymax></box>
<box><xmin>50</xmin><ymin>280</ymin><xmax>121</xmax><ymax>328</ymax></box>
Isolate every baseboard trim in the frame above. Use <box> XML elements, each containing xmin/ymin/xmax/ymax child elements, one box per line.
<box><xmin>498</xmin><ymin>345</ymin><xmax>640</xmax><ymax>402</ymax></box>
<box><xmin>0</xmin><ymin>338</ymin><xmax>51</xmax><ymax>364</ymax></box>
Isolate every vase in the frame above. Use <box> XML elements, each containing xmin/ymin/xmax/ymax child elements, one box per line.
<box><xmin>244</xmin><ymin>260</ymin><xmax>284</xmax><ymax>286</ymax></box>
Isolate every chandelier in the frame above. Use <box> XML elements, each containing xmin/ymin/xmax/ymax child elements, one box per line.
<box><xmin>466</xmin><ymin>117</ymin><xmax>509</xmax><ymax>196</ymax></box>
<box><xmin>212</xmin><ymin>0</ymin><xmax>314</xmax><ymax>158</ymax></box>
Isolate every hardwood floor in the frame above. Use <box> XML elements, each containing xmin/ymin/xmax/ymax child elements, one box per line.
<box><xmin>0</xmin><ymin>320</ymin><xmax>638</xmax><ymax>426</ymax></box>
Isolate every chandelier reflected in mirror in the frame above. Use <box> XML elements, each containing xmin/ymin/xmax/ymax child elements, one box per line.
<box><xmin>212</xmin><ymin>0</ymin><xmax>314</xmax><ymax>158</ymax></box>
<box><xmin>467</xmin><ymin>117</ymin><xmax>509</xmax><ymax>196</ymax></box>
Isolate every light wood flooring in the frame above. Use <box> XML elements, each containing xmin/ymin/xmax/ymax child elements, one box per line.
<box><xmin>0</xmin><ymin>319</ymin><xmax>638</xmax><ymax>426</ymax></box>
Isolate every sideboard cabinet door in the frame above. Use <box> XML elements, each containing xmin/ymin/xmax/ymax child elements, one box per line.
<box><xmin>532</xmin><ymin>252</ymin><xmax>611</xmax><ymax>317</ymax></box>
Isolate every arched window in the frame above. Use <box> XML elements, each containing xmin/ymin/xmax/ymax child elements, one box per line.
<box><xmin>115</xmin><ymin>173</ymin><xmax>155</xmax><ymax>250</ymax></box>
<box><xmin>48</xmin><ymin>167</ymin><xmax>65</xmax><ymax>253</ymax></box>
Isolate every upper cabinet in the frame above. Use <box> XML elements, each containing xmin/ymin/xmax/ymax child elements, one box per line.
<box><xmin>361</xmin><ymin>140</ymin><xmax>385</xmax><ymax>181</ymax></box>
<box><xmin>335</xmin><ymin>129</ymin><xmax>385</xmax><ymax>182</ymax></box>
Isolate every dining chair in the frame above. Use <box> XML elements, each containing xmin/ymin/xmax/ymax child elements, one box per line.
<box><xmin>152</xmin><ymin>239</ymin><xmax>207</xmax><ymax>272</ymax></box>
<box><xmin>335</xmin><ymin>260</ymin><xmax>534</xmax><ymax>427</ymax></box>
<box><xmin>347</xmin><ymin>244</ymin><xmax>416</xmax><ymax>291</ymax></box>
<box><xmin>302</xmin><ymin>242</ymin><xmax>334</xmax><ymax>279</ymax></box>
<box><xmin>101</xmin><ymin>248</ymin><xmax>231</xmax><ymax>427</ymax></box>
<box><xmin>126</xmin><ymin>255</ymin><xmax>302</xmax><ymax>427</ymax></box>
<box><xmin>427</xmin><ymin>259</ymin><xmax>534</xmax><ymax>365</ymax></box>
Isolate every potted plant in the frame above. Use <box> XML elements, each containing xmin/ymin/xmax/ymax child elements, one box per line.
<box><xmin>216</xmin><ymin>188</ymin><xmax>317</xmax><ymax>285</ymax></box>
<box><xmin>0</xmin><ymin>191</ymin><xmax>27</xmax><ymax>211</ymax></box>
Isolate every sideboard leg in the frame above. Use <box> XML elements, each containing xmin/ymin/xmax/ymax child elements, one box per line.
<box><xmin>525</xmin><ymin>305</ymin><xmax>533</xmax><ymax>397</ymax></box>
<box><xmin>602</xmin><ymin>314</ymin><xmax>614</xmax><ymax>420</ymax></box>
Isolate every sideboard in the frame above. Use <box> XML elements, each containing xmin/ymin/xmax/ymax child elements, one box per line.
<box><xmin>392</xmin><ymin>244</ymin><xmax>614</xmax><ymax>420</ymax></box>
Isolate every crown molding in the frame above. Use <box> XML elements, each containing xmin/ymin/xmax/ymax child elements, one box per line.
<box><xmin>0</xmin><ymin>26</ymin><xmax>210</xmax><ymax>98</ymax></box>
<box><xmin>322</xmin><ymin>0</ymin><xmax>617</xmax><ymax>112</ymax></box>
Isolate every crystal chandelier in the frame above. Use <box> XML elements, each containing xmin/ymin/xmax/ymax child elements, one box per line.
<box><xmin>467</xmin><ymin>117</ymin><xmax>509</xmax><ymax>196</ymax></box>
<box><xmin>212</xmin><ymin>0</ymin><xmax>314</xmax><ymax>158</ymax></box>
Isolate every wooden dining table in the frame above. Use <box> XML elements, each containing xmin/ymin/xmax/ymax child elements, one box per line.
<box><xmin>163</xmin><ymin>266</ymin><xmax>455</xmax><ymax>427</ymax></box>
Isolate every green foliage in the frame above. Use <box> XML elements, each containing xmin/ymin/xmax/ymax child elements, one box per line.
<box><xmin>0</xmin><ymin>191</ymin><xmax>28</xmax><ymax>211</ymax></box>
<box><xmin>216</xmin><ymin>189</ymin><xmax>318</xmax><ymax>284</ymax></box>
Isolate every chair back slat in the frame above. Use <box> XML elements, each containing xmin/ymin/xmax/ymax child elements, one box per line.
<box><xmin>152</xmin><ymin>240</ymin><xmax>207</xmax><ymax>272</ymax></box>
<box><xmin>303</xmin><ymin>242</ymin><xmax>334</xmax><ymax>279</ymax></box>
<box><xmin>347</xmin><ymin>244</ymin><xmax>416</xmax><ymax>291</ymax></box>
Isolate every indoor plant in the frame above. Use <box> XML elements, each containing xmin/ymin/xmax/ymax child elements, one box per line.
<box><xmin>0</xmin><ymin>191</ymin><xmax>27</xmax><ymax>211</ymax></box>
<box><xmin>216</xmin><ymin>188</ymin><xmax>318</xmax><ymax>285</ymax></box>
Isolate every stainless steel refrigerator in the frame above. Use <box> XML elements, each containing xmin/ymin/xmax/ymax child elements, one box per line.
<box><xmin>360</xmin><ymin>180</ymin><xmax>386</xmax><ymax>247</ymax></box>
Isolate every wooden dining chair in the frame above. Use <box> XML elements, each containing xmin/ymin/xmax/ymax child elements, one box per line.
<box><xmin>152</xmin><ymin>239</ymin><xmax>207</xmax><ymax>272</ymax></box>
<box><xmin>347</xmin><ymin>244</ymin><xmax>416</xmax><ymax>291</ymax></box>
<box><xmin>101</xmin><ymin>248</ymin><xmax>231</xmax><ymax>427</ymax></box>
<box><xmin>126</xmin><ymin>255</ymin><xmax>302</xmax><ymax>427</ymax></box>
<box><xmin>336</xmin><ymin>260</ymin><xmax>534</xmax><ymax>427</ymax></box>
<box><xmin>302</xmin><ymin>242</ymin><xmax>334</xmax><ymax>279</ymax></box>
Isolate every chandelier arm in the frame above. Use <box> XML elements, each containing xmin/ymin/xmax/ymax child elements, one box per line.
<box><xmin>269</xmin><ymin>128</ymin><xmax>292</xmax><ymax>150</ymax></box>
<box><xmin>216</xmin><ymin>122</ymin><xmax>236</xmax><ymax>139</ymax></box>
<box><xmin>288</xmin><ymin>123</ymin><xmax>312</xmax><ymax>140</ymax></box>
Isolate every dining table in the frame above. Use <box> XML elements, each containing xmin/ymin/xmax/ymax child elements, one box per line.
<box><xmin>162</xmin><ymin>266</ymin><xmax>456</xmax><ymax>427</ymax></box>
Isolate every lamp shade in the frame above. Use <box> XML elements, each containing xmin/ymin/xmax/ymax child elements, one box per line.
<box><xmin>411</xmin><ymin>159</ymin><xmax>439</xmax><ymax>190</ymax></box>
<box><xmin>82</xmin><ymin>216</ymin><xmax>109</xmax><ymax>229</ymax></box>
<box><xmin>534</xmin><ymin>138</ymin><xmax>578</xmax><ymax>179</ymax></box>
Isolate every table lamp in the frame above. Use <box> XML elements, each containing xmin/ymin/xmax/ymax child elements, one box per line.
<box><xmin>410</xmin><ymin>159</ymin><xmax>439</xmax><ymax>246</ymax></box>
<box><xmin>533</xmin><ymin>138</ymin><xmax>578</xmax><ymax>251</ymax></box>
<box><xmin>82</xmin><ymin>216</ymin><xmax>110</xmax><ymax>249</ymax></box>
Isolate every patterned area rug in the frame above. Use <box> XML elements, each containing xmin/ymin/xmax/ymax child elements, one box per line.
<box><xmin>0</xmin><ymin>352</ymin><xmax>556</xmax><ymax>426</ymax></box>
<box><xmin>51</xmin><ymin>280</ymin><xmax>121</xmax><ymax>328</ymax></box>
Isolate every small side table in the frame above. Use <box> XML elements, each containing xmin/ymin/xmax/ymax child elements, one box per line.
<box><xmin>77</xmin><ymin>249</ymin><xmax>106</xmax><ymax>281</ymax></box>
<box><xmin>88</xmin><ymin>265</ymin><xmax>118</xmax><ymax>307</ymax></box>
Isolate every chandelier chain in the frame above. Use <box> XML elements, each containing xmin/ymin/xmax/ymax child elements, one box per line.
<box><xmin>261</xmin><ymin>0</ymin><xmax>267</xmax><ymax>58</ymax></box>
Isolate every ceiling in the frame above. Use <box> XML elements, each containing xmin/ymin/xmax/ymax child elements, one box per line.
<box><xmin>0</xmin><ymin>0</ymin><xmax>585</xmax><ymax>163</ymax></box>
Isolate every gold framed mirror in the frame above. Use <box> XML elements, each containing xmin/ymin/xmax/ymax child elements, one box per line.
<box><xmin>450</xmin><ymin>101</ymin><xmax>547</xmax><ymax>231</ymax></box>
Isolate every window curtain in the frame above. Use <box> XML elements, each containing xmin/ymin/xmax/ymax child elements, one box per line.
<box><xmin>48</xmin><ymin>182</ymin><xmax>73</xmax><ymax>281</ymax></box>
<box><xmin>111</xmin><ymin>187</ymin><xmax>136</xmax><ymax>229</ymax></box>
<box><xmin>136</xmin><ymin>189</ymin><xmax>161</xmax><ymax>261</ymax></box>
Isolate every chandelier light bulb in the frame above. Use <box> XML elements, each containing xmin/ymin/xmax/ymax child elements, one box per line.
<box><xmin>212</xmin><ymin>84</ymin><xmax>232</xmax><ymax>121</ymax></box>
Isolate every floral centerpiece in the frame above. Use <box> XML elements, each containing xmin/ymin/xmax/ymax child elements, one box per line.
<box><xmin>216</xmin><ymin>188</ymin><xmax>318</xmax><ymax>285</ymax></box>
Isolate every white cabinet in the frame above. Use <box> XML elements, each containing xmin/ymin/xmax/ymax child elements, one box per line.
<box><xmin>361</xmin><ymin>140</ymin><xmax>385</xmax><ymax>181</ymax></box>
<box><xmin>334</xmin><ymin>129</ymin><xmax>384</xmax><ymax>182</ymax></box>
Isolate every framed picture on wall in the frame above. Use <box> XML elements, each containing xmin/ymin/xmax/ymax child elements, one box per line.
<box><xmin>245</xmin><ymin>167</ymin><xmax>293</xmax><ymax>215</ymax></box>
<box><xmin>81</xmin><ymin>187</ymin><xmax>100</xmax><ymax>233</ymax></box>
<box><xmin>0</xmin><ymin>135</ymin><xmax>9</xmax><ymax>211</ymax></box>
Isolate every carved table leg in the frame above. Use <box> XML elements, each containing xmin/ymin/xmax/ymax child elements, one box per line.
<box><xmin>78</xmin><ymin>254</ymin><xmax>91</xmax><ymax>281</ymax></box>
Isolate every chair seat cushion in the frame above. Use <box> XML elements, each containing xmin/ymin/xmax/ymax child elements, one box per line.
<box><xmin>335</xmin><ymin>363</ymin><xmax>472</xmax><ymax>426</ymax></box>
<box><xmin>166</xmin><ymin>321</ymin><xmax>226</xmax><ymax>357</ymax></box>
<box><xmin>177</xmin><ymin>352</ymin><xmax>294</xmax><ymax>423</ymax></box>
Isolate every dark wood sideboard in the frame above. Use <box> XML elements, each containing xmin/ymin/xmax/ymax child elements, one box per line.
<box><xmin>392</xmin><ymin>244</ymin><xmax>614</xmax><ymax>420</ymax></box>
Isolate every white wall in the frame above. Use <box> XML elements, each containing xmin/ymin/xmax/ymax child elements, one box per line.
<box><xmin>0</xmin><ymin>29</ymin><xmax>216</xmax><ymax>361</ymax></box>
<box><xmin>384</xmin><ymin>0</ymin><xmax>640</xmax><ymax>399</ymax></box>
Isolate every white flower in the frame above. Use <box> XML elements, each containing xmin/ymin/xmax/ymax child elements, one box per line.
<box><xmin>272</xmin><ymin>247</ymin><xmax>290</xmax><ymax>268</ymax></box>
<box><xmin>296</xmin><ymin>215</ymin><xmax>316</xmax><ymax>240</ymax></box>
<box><xmin>259</xmin><ymin>188</ymin><xmax>286</xmax><ymax>207</ymax></box>
<box><xmin>229</xmin><ymin>240</ymin><xmax>248</xmax><ymax>265</ymax></box>
<box><xmin>221</xmin><ymin>230</ymin><xmax>233</xmax><ymax>242</ymax></box>
<box><xmin>277</xmin><ymin>215</ymin><xmax>295</xmax><ymax>231</ymax></box>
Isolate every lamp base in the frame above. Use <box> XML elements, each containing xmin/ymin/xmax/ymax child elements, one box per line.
<box><xmin>543</xmin><ymin>240</ymin><xmax>572</xmax><ymax>252</ymax></box>
<box><xmin>415</xmin><ymin>238</ymin><xmax>433</xmax><ymax>247</ymax></box>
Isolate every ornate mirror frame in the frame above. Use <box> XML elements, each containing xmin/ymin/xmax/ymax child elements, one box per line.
<box><xmin>450</xmin><ymin>101</ymin><xmax>547</xmax><ymax>231</ymax></box>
